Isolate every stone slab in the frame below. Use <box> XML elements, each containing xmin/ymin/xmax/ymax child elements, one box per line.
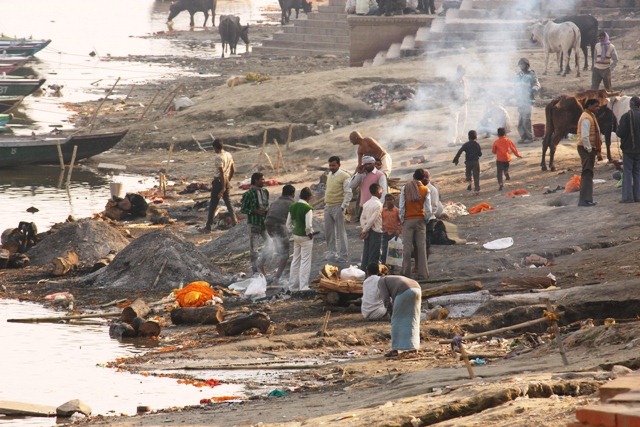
<box><xmin>600</xmin><ymin>372</ymin><xmax>640</xmax><ymax>403</ymax></box>
<box><xmin>0</xmin><ymin>400</ymin><xmax>56</xmax><ymax>417</ymax></box>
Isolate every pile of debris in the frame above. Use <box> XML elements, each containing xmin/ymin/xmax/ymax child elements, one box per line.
<box><xmin>361</xmin><ymin>84</ymin><xmax>415</xmax><ymax>111</ymax></box>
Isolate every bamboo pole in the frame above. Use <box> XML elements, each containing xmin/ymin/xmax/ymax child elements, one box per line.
<box><xmin>157</xmin><ymin>83</ymin><xmax>184</xmax><ymax>116</ymax></box>
<box><xmin>56</xmin><ymin>144</ymin><xmax>64</xmax><ymax>170</ymax></box>
<box><xmin>89</xmin><ymin>77</ymin><xmax>120</xmax><ymax>133</ymax></box>
<box><xmin>437</xmin><ymin>311</ymin><xmax>566</xmax><ymax>344</ymax></box>
<box><xmin>318</xmin><ymin>310</ymin><xmax>331</xmax><ymax>337</ymax></box>
<box><xmin>459</xmin><ymin>344</ymin><xmax>476</xmax><ymax>379</ymax></box>
<box><xmin>139</xmin><ymin>89</ymin><xmax>160</xmax><ymax>121</ymax></box>
<box><xmin>286</xmin><ymin>124</ymin><xmax>292</xmax><ymax>150</ymax></box>
<box><xmin>166</xmin><ymin>143</ymin><xmax>175</xmax><ymax>175</ymax></box>
<box><xmin>542</xmin><ymin>298</ymin><xmax>569</xmax><ymax>366</ymax></box>
<box><xmin>65</xmin><ymin>145</ymin><xmax>78</xmax><ymax>187</ymax></box>
<box><xmin>125</xmin><ymin>84</ymin><xmax>136</xmax><ymax>101</ymax></box>
<box><xmin>151</xmin><ymin>259</ymin><xmax>168</xmax><ymax>289</ymax></box>
<box><xmin>7</xmin><ymin>311</ymin><xmax>121</xmax><ymax>323</ymax></box>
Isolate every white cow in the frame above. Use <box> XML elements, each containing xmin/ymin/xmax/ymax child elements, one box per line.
<box><xmin>609</xmin><ymin>95</ymin><xmax>632</xmax><ymax>124</ymax></box>
<box><xmin>531</xmin><ymin>21</ymin><xmax>582</xmax><ymax>77</ymax></box>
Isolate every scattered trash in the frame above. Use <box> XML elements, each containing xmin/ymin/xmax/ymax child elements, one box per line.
<box><xmin>547</xmin><ymin>272</ymin><xmax>557</xmax><ymax>282</ymax></box>
<box><xmin>505</xmin><ymin>189</ymin><xmax>529</xmax><ymax>197</ymax></box>
<box><xmin>543</xmin><ymin>185</ymin><xmax>564</xmax><ymax>194</ymax></box>
<box><xmin>267</xmin><ymin>389</ymin><xmax>288</xmax><ymax>397</ymax></box>
<box><xmin>483</xmin><ymin>237</ymin><xmax>513</xmax><ymax>250</ymax></box>
<box><xmin>563</xmin><ymin>175</ymin><xmax>581</xmax><ymax>193</ymax></box>
<box><xmin>360</xmin><ymin>84</ymin><xmax>415</xmax><ymax>111</ymax></box>
<box><xmin>524</xmin><ymin>254</ymin><xmax>554</xmax><ymax>267</ymax></box>
<box><xmin>441</xmin><ymin>202</ymin><xmax>468</xmax><ymax>219</ymax></box>
<box><xmin>473</xmin><ymin>358</ymin><xmax>487</xmax><ymax>365</ymax></box>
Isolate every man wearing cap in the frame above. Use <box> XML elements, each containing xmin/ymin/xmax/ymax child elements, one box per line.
<box><xmin>350</xmin><ymin>131</ymin><xmax>392</xmax><ymax>176</ymax></box>
<box><xmin>592</xmin><ymin>31</ymin><xmax>618</xmax><ymax>91</ymax></box>
<box><xmin>350</xmin><ymin>155</ymin><xmax>388</xmax><ymax>221</ymax></box>
<box><xmin>515</xmin><ymin>57</ymin><xmax>541</xmax><ymax>145</ymax></box>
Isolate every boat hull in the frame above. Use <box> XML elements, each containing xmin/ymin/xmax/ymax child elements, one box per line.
<box><xmin>0</xmin><ymin>78</ymin><xmax>46</xmax><ymax>97</ymax></box>
<box><xmin>0</xmin><ymin>39</ymin><xmax>51</xmax><ymax>56</ymax></box>
<box><xmin>0</xmin><ymin>130</ymin><xmax>128</xmax><ymax>168</ymax></box>
<box><xmin>0</xmin><ymin>96</ymin><xmax>24</xmax><ymax>114</ymax></box>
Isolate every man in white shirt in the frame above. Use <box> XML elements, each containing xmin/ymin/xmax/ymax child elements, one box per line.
<box><xmin>359</xmin><ymin>183</ymin><xmax>383</xmax><ymax>271</ymax></box>
<box><xmin>361</xmin><ymin>263</ymin><xmax>388</xmax><ymax>320</ymax></box>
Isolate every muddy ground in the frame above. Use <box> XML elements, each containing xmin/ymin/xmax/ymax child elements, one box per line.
<box><xmin>2</xmin><ymin>11</ymin><xmax>640</xmax><ymax>427</ymax></box>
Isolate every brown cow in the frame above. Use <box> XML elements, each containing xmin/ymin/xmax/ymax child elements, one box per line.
<box><xmin>541</xmin><ymin>89</ymin><xmax>619</xmax><ymax>171</ymax></box>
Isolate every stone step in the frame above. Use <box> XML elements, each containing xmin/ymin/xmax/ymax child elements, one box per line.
<box><xmin>327</xmin><ymin>0</ymin><xmax>348</xmax><ymax>6</ymax></box>
<box><xmin>272</xmin><ymin>32</ymin><xmax>351</xmax><ymax>44</ymax></box>
<box><xmin>282</xmin><ymin>25</ymin><xmax>350</xmax><ymax>36</ymax></box>
<box><xmin>307</xmin><ymin>11</ymin><xmax>348</xmax><ymax>21</ymax></box>
<box><xmin>317</xmin><ymin>4</ymin><xmax>346</xmax><ymax>13</ymax></box>
<box><xmin>426</xmin><ymin>30</ymin><xmax>530</xmax><ymax>42</ymax></box>
<box><xmin>293</xmin><ymin>18</ymin><xmax>350</xmax><ymax>28</ymax></box>
<box><xmin>251</xmin><ymin>46</ymin><xmax>349</xmax><ymax>56</ymax></box>
<box><xmin>259</xmin><ymin>39</ymin><xmax>351</xmax><ymax>50</ymax></box>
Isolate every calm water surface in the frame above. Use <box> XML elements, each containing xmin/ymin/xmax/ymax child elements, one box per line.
<box><xmin>0</xmin><ymin>2</ymin><xmax>280</xmax><ymax>423</ymax></box>
<box><xmin>0</xmin><ymin>299</ymin><xmax>244</xmax><ymax>426</ymax></box>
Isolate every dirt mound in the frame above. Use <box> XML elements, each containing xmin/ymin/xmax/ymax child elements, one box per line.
<box><xmin>78</xmin><ymin>228</ymin><xmax>229</xmax><ymax>292</ymax></box>
<box><xmin>27</xmin><ymin>219</ymin><xmax>130</xmax><ymax>267</ymax></box>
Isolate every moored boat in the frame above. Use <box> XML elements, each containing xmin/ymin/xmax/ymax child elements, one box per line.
<box><xmin>0</xmin><ymin>95</ymin><xmax>24</xmax><ymax>113</ymax></box>
<box><xmin>0</xmin><ymin>55</ymin><xmax>31</xmax><ymax>74</ymax></box>
<box><xmin>0</xmin><ymin>130</ymin><xmax>128</xmax><ymax>168</ymax></box>
<box><xmin>0</xmin><ymin>39</ymin><xmax>51</xmax><ymax>56</ymax></box>
<box><xmin>0</xmin><ymin>77</ymin><xmax>45</xmax><ymax>97</ymax></box>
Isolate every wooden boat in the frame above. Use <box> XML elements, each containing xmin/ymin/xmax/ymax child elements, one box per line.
<box><xmin>0</xmin><ymin>96</ymin><xmax>24</xmax><ymax>113</ymax></box>
<box><xmin>0</xmin><ymin>55</ymin><xmax>31</xmax><ymax>74</ymax></box>
<box><xmin>0</xmin><ymin>130</ymin><xmax>128</xmax><ymax>168</ymax></box>
<box><xmin>0</xmin><ymin>39</ymin><xmax>51</xmax><ymax>56</ymax></box>
<box><xmin>0</xmin><ymin>77</ymin><xmax>45</xmax><ymax>97</ymax></box>
<box><xmin>0</xmin><ymin>113</ymin><xmax>12</xmax><ymax>127</ymax></box>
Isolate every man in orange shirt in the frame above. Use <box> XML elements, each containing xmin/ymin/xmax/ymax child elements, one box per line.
<box><xmin>381</xmin><ymin>194</ymin><xmax>402</xmax><ymax>265</ymax></box>
<box><xmin>491</xmin><ymin>127</ymin><xmax>522</xmax><ymax>191</ymax></box>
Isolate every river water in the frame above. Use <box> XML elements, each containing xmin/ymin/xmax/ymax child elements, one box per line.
<box><xmin>0</xmin><ymin>1</ymin><xmax>278</xmax><ymax>424</ymax></box>
<box><xmin>0</xmin><ymin>299</ymin><xmax>244</xmax><ymax>426</ymax></box>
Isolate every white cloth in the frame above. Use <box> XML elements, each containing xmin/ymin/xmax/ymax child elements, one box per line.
<box><xmin>289</xmin><ymin>235</ymin><xmax>313</xmax><ymax>291</ymax></box>
<box><xmin>581</xmin><ymin>117</ymin><xmax>593</xmax><ymax>151</ymax></box>
<box><xmin>360</xmin><ymin>196</ymin><xmax>383</xmax><ymax>233</ymax></box>
<box><xmin>361</xmin><ymin>275</ymin><xmax>387</xmax><ymax>320</ymax></box>
<box><xmin>427</xmin><ymin>183</ymin><xmax>444</xmax><ymax>220</ymax></box>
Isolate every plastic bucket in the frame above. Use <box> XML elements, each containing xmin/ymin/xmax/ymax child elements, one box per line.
<box><xmin>110</xmin><ymin>182</ymin><xmax>124</xmax><ymax>199</ymax></box>
<box><xmin>533</xmin><ymin>123</ymin><xmax>545</xmax><ymax>138</ymax></box>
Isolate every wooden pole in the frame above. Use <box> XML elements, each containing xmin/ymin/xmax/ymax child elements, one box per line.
<box><xmin>166</xmin><ymin>143</ymin><xmax>175</xmax><ymax>175</ymax></box>
<box><xmin>65</xmin><ymin>145</ymin><xmax>78</xmax><ymax>187</ymax></box>
<box><xmin>151</xmin><ymin>259</ymin><xmax>168</xmax><ymax>289</ymax></box>
<box><xmin>157</xmin><ymin>83</ymin><xmax>184</xmax><ymax>116</ymax></box>
<box><xmin>542</xmin><ymin>298</ymin><xmax>569</xmax><ymax>366</ymax></box>
<box><xmin>459</xmin><ymin>344</ymin><xmax>476</xmax><ymax>379</ymax></box>
<box><xmin>125</xmin><ymin>84</ymin><xmax>136</xmax><ymax>101</ymax></box>
<box><xmin>56</xmin><ymin>144</ymin><xmax>64</xmax><ymax>170</ymax></box>
<box><xmin>286</xmin><ymin>124</ymin><xmax>292</xmax><ymax>150</ymax></box>
<box><xmin>318</xmin><ymin>310</ymin><xmax>331</xmax><ymax>337</ymax></box>
<box><xmin>89</xmin><ymin>77</ymin><xmax>120</xmax><ymax>133</ymax></box>
<box><xmin>7</xmin><ymin>311</ymin><xmax>121</xmax><ymax>323</ymax></box>
<box><xmin>138</xmin><ymin>89</ymin><xmax>160</xmax><ymax>121</ymax></box>
<box><xmin>437</xmin><ymin>311</ymin><xmax>565</xmax><ymax>344</ymax></box>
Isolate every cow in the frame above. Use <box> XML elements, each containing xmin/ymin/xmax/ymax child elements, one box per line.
<box><xmin>167</xmin><ymin>0</ymin><xmax>217</xmax><ymax>28</ymax></box>
<box><xmin>530</xmin><ymin>21</ymin><xmax>581</xmax><ymax>77</ymax></box>
<box><xmin>554</xmin><ymin>15</ymin><xmax>598</xmax><ymax>71</ymax></box>
<box><xmin>279</xmin><ymin>0</ymin><xmax>312</xmax><ymax>25</ymax></box>
<box><xmin>218</xmin><ymin>15</ymin><xmax>250</xmax><ymax>58</ymax></box>
<box><xmin>541</xmin><ymin>89</ymin><xmax>619</xmax><ymax>171</ymax></box>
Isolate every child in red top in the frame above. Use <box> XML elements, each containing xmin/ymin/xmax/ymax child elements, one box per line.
<box><xmin>381</xmin><ymin>194</ymin><xmax>402</xmax><ymax>265</ymax></box>
<box><xmin>491</xmin><ymin>127</ymin><xmax>522</xmax><ymax>190</ymax></box>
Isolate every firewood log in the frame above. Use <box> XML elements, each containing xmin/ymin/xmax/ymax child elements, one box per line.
<box><xmin>135</xmin><ymin>319</ymin><xmax>162</xmax><ymax>338</ymax></box>
<box><xmin>109</xmin><ymin>321</ymin><xmax>137</xmax><ymax>339</ymax></box>
<box><xmin>215</xmin><ymin>311</ymin><xmax>271</xmax><ymax>336</ymax></box>
<box><xmin>91</xmin><ymin>252</ymin><xmax>116</xmax><ymax>272</ymax></box>
<box><xmin>120</xmin><ymin>299</ymin><xmax>150</xmax><ymax>324</ymax></box>
<box><xmin>51</xmin><ymin>249</ymin><xmax>79</xmax><ymax>276</ymax></box>
<box><xmin>170</xmin><ymin>306</ymin><xmax>225</xmax><ymax>325</ymax></box>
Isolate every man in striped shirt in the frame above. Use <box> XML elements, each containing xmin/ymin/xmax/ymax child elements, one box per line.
<box><xmin>240</xmin><ymin>172</ymin><xmax>270</xmax><ymax>275</ymax></box>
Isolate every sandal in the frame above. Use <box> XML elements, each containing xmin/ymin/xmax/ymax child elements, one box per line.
<box><xmin>384</xmin><ymin>350</ymin><xmax>398</xmax><ymax>358</ymax></box>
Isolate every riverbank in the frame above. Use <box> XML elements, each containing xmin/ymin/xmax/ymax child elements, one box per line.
<box><xmin>2</xmin><ymin>17</ymin><xmax>640</xmax><ymax>427</ymax></box>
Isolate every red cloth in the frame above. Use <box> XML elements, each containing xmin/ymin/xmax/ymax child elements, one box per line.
<box><xmin>505</xmin><ymin>189</ymin><xmax>528</xmax><ymax>197</ymax></box>
<box><xmin>469</xmin><ymin>202</ymin><xmax>494</xmax><ymax>214</ymax></box>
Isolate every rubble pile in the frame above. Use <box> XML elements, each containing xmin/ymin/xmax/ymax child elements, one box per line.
<box><xmin>79</xmin><ymin>228</ymin><xmax>230</xmax><ymax>291</ymax></box>
<box><xmin>361</xmin><ymin>84</ymin><xmax>415</xmax><ymax>110</ymax></box>
<box><xmin>27</xmin><ymin>219</ymin><xmax>130</xmax><ymax>267</ymax></box>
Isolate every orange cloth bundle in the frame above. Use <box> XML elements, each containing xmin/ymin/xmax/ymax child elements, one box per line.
<box><xmin>564</xmin><ymin>175</ymin><xmax>581</xmax><ymax>193</ymax></box>
<box><xmin>469</xmin><ymin>202</ymin><xmax>494</xmax><ymax>214</ymax></box>
<box><xmin>506</xmin><ymin>189</ymin><xmax>529</xmax><ymax>197</ymax></box>
<box><xmin>174</xmin><ymin>281</ymin><xmax>216</xmax><ymax>307</ymax></box>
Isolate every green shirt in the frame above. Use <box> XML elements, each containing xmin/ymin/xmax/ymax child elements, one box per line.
<box><xmin>289</xmin><ymin>201</ymin><xmax>313</xmax><ymax>236</ymax></box>
<box><xmin>240</xmin><ymin>186</ymin><xmax>269</xmax><ymax>226</ymax></box>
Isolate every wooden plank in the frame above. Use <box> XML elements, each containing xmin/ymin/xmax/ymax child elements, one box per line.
<box><xmin>0</xmin><ymin>400</ymin><xmax>57</xmax><ymax>417</ymax></box>
<box><xmin>421</xmin><ymin>281</ymin><xmax>483</xmax><ymax>299</ymax></box>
